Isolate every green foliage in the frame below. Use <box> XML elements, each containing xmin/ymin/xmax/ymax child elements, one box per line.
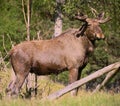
<box><xmin>50</xmin><ymin>71</ymin><xmax>69</xmax><ymax>85</ymax></box>
<box><xmin>0</xmin><ymin>0</ymin><xmax>26</xmax><ymax>56</ymax></box>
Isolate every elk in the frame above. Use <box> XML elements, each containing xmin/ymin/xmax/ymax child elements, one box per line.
<box><xmin>6</xmin><ymin>12</ymin><xmax>110</xmax><ymax>97</ymax></box>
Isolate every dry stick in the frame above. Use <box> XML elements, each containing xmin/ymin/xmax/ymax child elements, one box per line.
<box><xmin>37</xmin><ymin>30</ymin><xmax>41</xmax><ymax>40</ymax></box>
<box><xmin>1</xmin><ymin>34</ymin><xmax>13</xmax><ymax>69</ymax></box>
<box><xmin>6</xmin><ymin>34</ymin><xmax>14</xmax><ymax>47</ymax></box>
<box><xmin>2</xmin><ymin>35</ymin><xmax>8</xmax><ymax>55</ymax></box>
<box><xmin>22</xmin><ymin>0</ymin><xmax>27</xmax><ymax>26</ymax></box>
<box><xmin>46</xmin><ymin>62</ymin><xmax>120</xmax><ymax>100</ymax></box>
<box><xmin>0</xmin><ymin>52</ymin><xmax>6</xmax><ymax>70</ymax></box>
<box><xmin>94</xmin><ymin>68</ymin><xmax>119</xmax><ymax>93</ymax></box>
<box><xmin>0</xmin><ymin>43</ymin><xmax>7</xmax><ymax>71</ymax></box>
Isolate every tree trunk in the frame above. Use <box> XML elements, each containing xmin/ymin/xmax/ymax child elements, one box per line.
<box><xmin>22</xmin><ymin>0</ymin><xmax>32</xmax><ymax>41</ymax></box>
<box><xmin>46</xmin><ymin>62</ymin><xmax>120</xmax><ymax>100</ymax></box>
<box><xmin>53</xmin><ymin>0</ymin><xmax>65</xmax><ymax>37</ymax></box>
<box><xmin>26</xmin><ymin>0</ymin><xmax>31</xmax><ymax>41</ymax></box>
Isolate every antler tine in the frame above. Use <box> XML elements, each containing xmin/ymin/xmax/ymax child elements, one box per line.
<box><xmin>97</xmin><ymin>12</ymin><xmax>105</xmax><ymax>20</ymax></box>
<box><xmin>74</xmin><ymin>12</ymin><xmax>88</xmax><ymax>22</ymax></box>
<box><xmin>97</xmin><ymin>11</ymin><xmax>111</xmax><ymax>23</ymax></box>
<box><xmin>89</xmin><ymin>6</ymin><xmax>98</xmax><ymax>17</ymax></box>
<box><xmin>98</xmin><ymin>17</ymin><xmax>111</xmax><ymax>24</ymax></box>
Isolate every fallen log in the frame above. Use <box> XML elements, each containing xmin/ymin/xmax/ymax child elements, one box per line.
<box><xmin>46</xmin><ymin>62</ymin><xmax>120</xmax><ymax>100</ymax></box>
<box><xmin>94</xmin><ymin>68</ymin><xmax>118</xmax><ymax>92</ymax></box>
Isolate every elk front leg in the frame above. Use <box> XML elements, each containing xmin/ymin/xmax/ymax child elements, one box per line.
<box><xmin>69</xmin><ymin>68</ymin><xmax>79</xmax><ymax>96</ymax></box>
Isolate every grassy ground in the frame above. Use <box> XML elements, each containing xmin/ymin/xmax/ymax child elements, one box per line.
<box><xmin>0</xmin><ymin>91</ymin><xmax>120</xmax><ymax>106</ymax></box>
<box><xmin>0</xmin><ymin>70</ymin><xmax>120</xmax><ymax>106</ymax></box>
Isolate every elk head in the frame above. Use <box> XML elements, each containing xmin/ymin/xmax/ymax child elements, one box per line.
<box><xmin>74</xmin><ymin>12</ymin><xmax>111</xmax><ymax>41</ymax></box>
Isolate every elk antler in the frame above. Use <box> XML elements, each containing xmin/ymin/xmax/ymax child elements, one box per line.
<box><xmin>98</xmin><ymin>17</ymin><xmax>111</xmax><ymax>24</ymax></box>
<box><xmin>74</xmin><ymin>12</ymin><xmax>88</xmax><ymax>22</ymax></box>
<box><xmin>97</xmin><ymin>12</ymin><xmax>111</xmax><ymax>23</ymax></box>
<box><xmin>97</xmin><ymin>12</ymin><xmax>105</xmax><ymax>20</ymax></box>
<box><xmin>89</xmin><ymin>6</ymin><xmax>98</xmax><ymax>17</ymax></box>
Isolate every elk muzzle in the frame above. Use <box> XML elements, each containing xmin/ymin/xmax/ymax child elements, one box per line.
<box><xmin>96</xmin><ymin>33</ymin><xmax>105</xmax><ymax>40</ymax></box>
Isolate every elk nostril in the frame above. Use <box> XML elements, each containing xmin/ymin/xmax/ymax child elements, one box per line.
<box><xmin>101</xmin><ymin>35</ymin><xmax>105</xmax><ymax>39</ymax></box>
<box><xmin>102</xmin><ymin>36</ymin><xmax>105</xmax><ymax>40</ymax></box>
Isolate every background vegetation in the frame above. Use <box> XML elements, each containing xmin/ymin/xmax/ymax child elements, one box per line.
<box><xmin>0</xmin><ymin>0</ymin><xmax>120</xmax><ymax>105</ymax></box>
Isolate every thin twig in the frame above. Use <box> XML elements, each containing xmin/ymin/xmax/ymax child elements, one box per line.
<box><xmin>94</xmin><ymin>68</ymin><xmax>119</xmax><ymax>93</ymax></box>
<box><xmin>6</xmin><ymin>34</ymin><xmax>14</xmax><ymax>47</ymax></box>
<box><xmin>22</xmin><ymin>0</ymin><xmax>27</xmax><ymax>26</ymax></box>
<box><xmin>2</xmin><ymin>35</ymin><xmax>8</xmax><ymax>55</ymax></box>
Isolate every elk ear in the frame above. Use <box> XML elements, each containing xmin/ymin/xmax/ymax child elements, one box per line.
<box><xmin>97</xmin><ymin>12</ymin><xmax>104</xmax><ymax>20</ymax></box>
<box><xmin>97</xmin><ymin>12</ymin><xmax>111</xmax><ymax>24</ymax></box>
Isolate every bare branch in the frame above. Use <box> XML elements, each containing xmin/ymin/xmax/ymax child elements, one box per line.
<box><xmin>94</xmin><ymin>68</ymin><xmax>118</xmax><ymax>92</ymax></box>
<box><xmin>6</xmin><ymin>34</ymin><xmax>14</xmax><ymax>47</ymax></box>
<box><xmin>37</xmin><ymin>30</ymin><xmax>42</xmax><ymax>40</ymax></box>
<box><xmin>22</xmin><ymin>0</ymin><xmax>27</xmax><ymax>27</ymax></box>
<box><xmin>0</xmin><ymin>52</ymin><xmax>7</xmax><ymax>71</ymax></box>
<box><xmin>2</xmin><ymin>35</ymin><xmax>8</xmax><ymax>54</ymax></box>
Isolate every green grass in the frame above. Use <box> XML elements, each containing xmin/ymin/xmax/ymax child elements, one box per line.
<box><xmin>0</xmin><ymin>69</ymin><xmax>120</xmax><ymax>106</ymax></box>
<box><xmin>0</xmin><ymin>91</ymin><xmax>120</xmax><ymax>106</ymax></box>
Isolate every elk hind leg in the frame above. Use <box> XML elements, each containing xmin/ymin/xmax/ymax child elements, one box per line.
<box><xmin>6</xmin><ymin>65</ymin><xmax>29</xmax><ymax>97</ymax></box>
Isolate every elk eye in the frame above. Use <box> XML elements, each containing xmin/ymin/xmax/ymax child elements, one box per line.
<box><xmin>88</xmin><ymin>24</ymin><xmax>91</xmax><ymax>28</ymax></box>
<box><xmin>88</xmin><ymin>24</ymin><xmax>91</xmax><ymax>26</ymax></box>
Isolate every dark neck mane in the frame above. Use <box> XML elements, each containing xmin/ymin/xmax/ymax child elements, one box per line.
<box><xmin>76</xmin><ymin>22</ymin><xmax>88</xmax><ymax>37</ymax></box>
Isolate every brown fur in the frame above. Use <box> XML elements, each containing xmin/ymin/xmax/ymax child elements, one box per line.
<box><xmin>6</xmin><ymin>17</ymin><xmax>106</xmax><ymax>97</ymax></box>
